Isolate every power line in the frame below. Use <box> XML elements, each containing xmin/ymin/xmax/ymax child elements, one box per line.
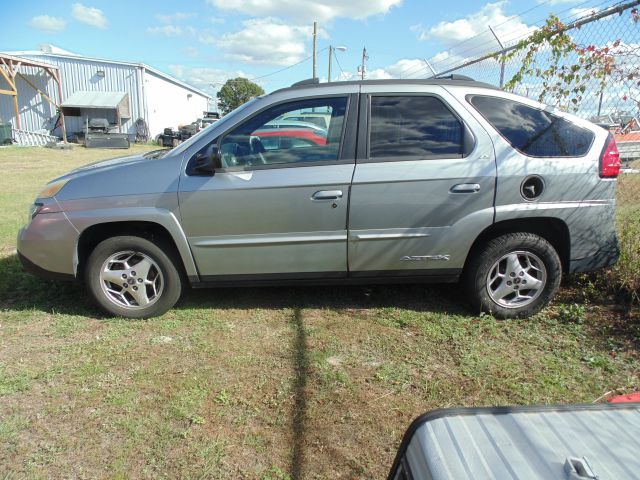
<box><xmin>396</xmin><ymin>0</ymin><xmax>608</xmax><ymax>79</ymax></box>
<box><xmin>431</xmin><ymin>0</ymin><xmax>639</xmax><ymax>79</ymax></box>
<box><xmin>397</xmin><ymin>0</ymin><xmax>565</xmax><ymax>78</ymax></box>
<box><xmin>246</xmin><ymin>47</ymin><xmax>328</xmax><ymax>82</ymax></box>
<box><xmin>422</xmin><ymin>0</ymin><xmax>615</xmax><ymax>76</ymax></box>
<box><xmin>333</xmin><ymin>51</ymin><xmax>346</xmax><ymax>79</ymax></box>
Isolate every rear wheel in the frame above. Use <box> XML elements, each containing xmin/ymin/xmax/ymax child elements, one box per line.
<box><xmin>464</xmin><ymin>233</ymin><xmax>562</xmax><ymax>319</ymax></box>
<box><xmin>86</xmin><ymin>236</ymin><xmax>182</xmax><ymax>318</ymax></box>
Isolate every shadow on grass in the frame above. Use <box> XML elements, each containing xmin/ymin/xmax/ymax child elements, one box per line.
<box><xmin>290</xmin><ymin>308</ymin><xmax>308</xmax><ymax>480</ymax></box>
<box><xmin>0</xmin><ymin>254</ymin><xmax>97</xmax><ymax>316</ymax></box>
<box><xmin>0</xmin><ymin>254</ymin><xmax>472</xmax><ymax>317</ymax></box>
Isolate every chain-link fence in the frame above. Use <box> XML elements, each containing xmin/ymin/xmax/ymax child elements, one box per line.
<box><xmin>431</xmin><ymin>1</ymin><xmax>640</xmax><ymax>162</ymax></box>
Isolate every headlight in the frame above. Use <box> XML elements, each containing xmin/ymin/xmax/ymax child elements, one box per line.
<box><xmin>38</xmin><ymin>179</ymin><xmax>69</xmax><ymax>199</ymax></box>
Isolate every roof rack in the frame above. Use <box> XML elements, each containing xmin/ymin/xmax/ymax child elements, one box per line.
<box><xmin>272</xmin><ymin>76</ymin><xmax>498</xmax><ymax>96</ymax></box>
<box><xmin>290</xmin><ymin>78</ymin><xmax>320</xmax><ymax>87</ymax></box>
<box><xmin>434</xmin><ymin>74</ymin><xmax>475</xmax><ymax>81</ymax></box>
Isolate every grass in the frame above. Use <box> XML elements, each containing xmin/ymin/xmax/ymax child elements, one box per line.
<box><xmin>0</xmin><ymin>146</ymin><xmax>638</xmax><ymax>479</ymax></box>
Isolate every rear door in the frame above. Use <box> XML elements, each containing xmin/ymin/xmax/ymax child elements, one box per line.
<box><xmin>348</xmin><ymin>84</ymin><xmax>496</xmax><ymax>277</ymax></box>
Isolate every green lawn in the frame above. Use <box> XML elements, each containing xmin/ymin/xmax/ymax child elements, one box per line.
<box><xmin>1</xmin><ymin>146</ymin><xmax>638</xmax><ymax>479</ymax></box>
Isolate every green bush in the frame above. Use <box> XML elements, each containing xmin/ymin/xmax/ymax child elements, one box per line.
<box><xmin>613</xmin><ymin>209</ymin><xmax>640</xmax><ymax>302</ymax></box>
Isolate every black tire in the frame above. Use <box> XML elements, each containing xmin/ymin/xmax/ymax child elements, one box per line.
<box><xmin>85</xmin><ymin>236</ymin><xmax>182</xmax><ymax>318</ymax></box>
<box><xmin>463</xmin><ymin>233</ymin><xmax>562</xmax><ymax>319</ymax></box>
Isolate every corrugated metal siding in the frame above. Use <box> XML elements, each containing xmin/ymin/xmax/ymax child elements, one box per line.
<box><xmin>0</xmin><ymin>65</ymin><xmax>59</xmax><ymax>134</ymax></box>
<box><xmin>1</xmin><ymin>53</ymin><xmax>209</xmax><ymax>141</ymax></box>
<box><xmin>22</xmin><ymin>54</ymin><xmax>143</xmax><ymax>139</ymax></box>
<box><xmin>402</xmin><ymin>406</ymin><xmax>640</xmax><ymax>480</ymax></box>
<box><xmin>0</xmin><ymin>54</ymin><xmax>142</xmax><ymax>139</ymax></box>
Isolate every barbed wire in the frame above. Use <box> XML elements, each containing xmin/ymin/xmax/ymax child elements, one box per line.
<box><xmin>397</xmin><ymin>0</ymin><xmax>624</xmax><ymax>79</ymax></box>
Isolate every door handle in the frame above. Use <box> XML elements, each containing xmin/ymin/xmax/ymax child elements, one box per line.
<box><xmin>312</xmin><ymin>190</ymin><xmax>343</xmax><ymax>200</ymax></box>
<box><xmin>450</xmin><ymin>183</ymin><xmax>481</xmax><ymax>194</ymax></box>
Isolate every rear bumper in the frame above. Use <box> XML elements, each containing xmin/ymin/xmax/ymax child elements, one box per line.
<box><xmin>569</xmin><ymin>237</ymin><xmax>620</xmax><ymax>273</ymax></box>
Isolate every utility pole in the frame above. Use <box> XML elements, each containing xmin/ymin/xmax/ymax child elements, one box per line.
<box><xmin>359</xmin><ymin>47</ymin><xmax>368</xmax><ymax>80</ymax></box>
<box><xmin>312</xmin><ymin>21</ymin><xmax>317</xmax><ymax>79</ymax></box>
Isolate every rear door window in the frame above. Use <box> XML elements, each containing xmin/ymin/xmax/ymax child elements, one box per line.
<box><xmin>369</xmin><ymin>96</ymin><xmax>465</xmax><ymax>159</ymax></box>
<box><xmin>468</xmin><ymin>95</ymin><xmax>594</xmax><ymax>157</ymax></box>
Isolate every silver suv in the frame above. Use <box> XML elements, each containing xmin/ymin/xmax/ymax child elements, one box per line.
<box><xmin>18</xmin><ymin>77</ymin><xmax>621</xmax><ymax>319</ymax></box>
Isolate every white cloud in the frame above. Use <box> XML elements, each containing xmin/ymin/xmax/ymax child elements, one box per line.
<box><xmin>414</xmin><ymin>2</ymin><xmax>533</xmax><ymax>46</ymax></box>
<box><xmin>570</xmin><ymin>7</ymin><xmax>612</xmax><ymax>20</ymax></box>
<box><xmin>386</xmin><ymin>58</ymin><xmax>431</xmax><ymax>78</ymax></box>
<box><xmin>72</xmin><ymin>3</ymin><xmax>108</xmax><ymax>29</ymax></box>
<box><xmin>570</xmin><ymin>7</ymin><xmax>600</xmax><ymax>18</ymax></box>
<box><xmin>216</xmin><ymin>18</ymin><xmax>323</xmax><ymax>66</ymax></box>
<box><xmin>412</xmin><ymin>2</ymin><xmax>535</xmax><ymax>72</ymax></box>
<box><xmin>184</xmin><ymin>47</ymin><xmax>199</xmax><ymax>58</ymax></box>
<box><xmin>366</xmin><ymin>68</ymin><xmax>393</xmax><ymax>80</ymax></box>
<box><xmin>29</xmin><ymin>15</ymin><xmax>66</xmax><ymax>33</ymax></box>
<box><xmin>338</xmin><ymin>58</ymin><xmax>437</xmax><ymax>81</ymax></box>
<box><xmin>538</xmin><ymin>0</ymin><xmax>581</xmax><ymax>4</ymax></box>
<box><xmin>336</xmin><ymin>71</ymin><xmax>356</xmax><ymax>81</ymax></box>
<box><xmin>168</xmin><ymin>65</ymin><xmax>251</xmax><ymax>95</ymax></box>
<box><xmin>206</xmin><ymin>0</ymin><xmax>401</xmax><ymax>22</ymax></box>
<box><xmin>147</xmin><ymin>25</ymin><xmax>184</xmax><ymax>36</ymax></box>
<box><xmin>155</xmin><ymin>12</ymin><xmax>195</xmax><ymax>24</ymax></box>
<box><xmin>363</xmin><ymin>58</ymin><xmax>432</xmax><ymax>79</ymax></box>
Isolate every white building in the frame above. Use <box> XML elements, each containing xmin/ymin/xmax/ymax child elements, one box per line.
<box><xmin>0</xmin><ymin>45</ymin><xmax>210</xmax><ymax>141</ymax></box>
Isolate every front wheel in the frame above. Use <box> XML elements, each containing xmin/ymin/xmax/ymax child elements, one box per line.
<box><xmin>463</xmin><ymin>233</ymin><xmax>562</xmax><ymax>319</ymax></box>
<box><xmin>85</xmin><ymin>236</ymin><xmax>182</xmax><ymax>318</ymax></box>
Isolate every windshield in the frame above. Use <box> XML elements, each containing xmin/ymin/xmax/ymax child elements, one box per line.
<box><xmin>168</xmin><ymin>99</ymin><xmax>260</xmax><ymax>157</ymax></box>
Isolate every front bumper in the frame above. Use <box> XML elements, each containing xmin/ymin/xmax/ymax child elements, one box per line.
<box><xmin>17</xmin><ymin>212</ymin><xmax>79</xmax><ymax>280</ymax></box>
<box><xmin>18</xmin><ymin>251</ymin><xmax>74</xmax><ymax>281</ymax></box>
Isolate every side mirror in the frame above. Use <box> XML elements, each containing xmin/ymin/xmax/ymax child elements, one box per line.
<box><xmin>193</xmin><ymin>144</ymin><xmax>221</xmax><ymax>175</ymax></box>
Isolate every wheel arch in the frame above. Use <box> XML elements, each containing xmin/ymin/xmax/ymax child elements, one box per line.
<box><xmin>76</xmin><ymin>220</ymin><xmax>198</xmax><ymax>282</ymax></box>
<box><xmin>464</xmin><ymin>217</ymin><xmax>570</xmax><ymax>273</ymax></box>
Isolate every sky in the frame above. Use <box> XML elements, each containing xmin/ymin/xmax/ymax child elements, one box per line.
<box><xmin>1</xmin><ymin>0</ymin><xmax>635</xmax><ymax>98</ymax></box>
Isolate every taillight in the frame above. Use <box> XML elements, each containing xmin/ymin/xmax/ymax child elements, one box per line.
<box><xmin>600</xmin><ymin>134</ymin><xmax>621</xmax><ymax>178</ymax></box>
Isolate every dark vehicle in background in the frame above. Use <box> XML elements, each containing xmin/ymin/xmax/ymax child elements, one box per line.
<box><xmin>158</xmin><ymin>112</ymin><xmax>221</xmax><ymax>147</ymax></box>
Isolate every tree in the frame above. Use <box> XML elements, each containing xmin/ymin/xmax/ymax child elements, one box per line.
<box><xmin>216</xmin><ymin>78</ymin><xmax>265</xmax><ymax>114</ymax></box>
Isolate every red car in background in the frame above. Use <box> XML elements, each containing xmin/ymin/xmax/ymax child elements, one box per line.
<box><xmin>253</xmin><ymin>128</ymin><xmax>326</xmax><ymax>150</ymax></box>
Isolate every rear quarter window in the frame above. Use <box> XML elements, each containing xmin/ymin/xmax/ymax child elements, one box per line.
<box><xmin>468</xmin><ymin>95</ymin><xmax>594</xmax><ymax>157</ymax></box>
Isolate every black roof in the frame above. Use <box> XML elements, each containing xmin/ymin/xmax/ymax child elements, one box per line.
<box><xmin>271</xmin><ymin>75</ymin><xmax>499</xmax><ymax>95</ymax></box>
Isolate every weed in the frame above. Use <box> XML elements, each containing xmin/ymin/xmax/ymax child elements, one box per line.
<box><xmin>0</xmin><ymin>368</ymin><xmax>32</xmax><ymax>396</ymax></box>
<box><xmin>0</xmin><ymin>414</ymin><xmax>30</xmax><ymax>441</ymax></box>
<box><xmin>261</xmin><ymin>466</ymin><xmax>292</xmax><ymax>480</ymax></box>
<box><xmin>557</xmin><ymin>303</ymin><xmax>587</xmax><ymax>324</ymax></box>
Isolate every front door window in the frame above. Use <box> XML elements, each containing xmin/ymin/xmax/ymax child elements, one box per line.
<box><xmin>219</xmin><ymin>97</ymin><xmax>348</xmax><ymax>168</ymax></box>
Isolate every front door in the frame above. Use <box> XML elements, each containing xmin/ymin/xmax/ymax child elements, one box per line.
<box><xmin>178</xmin><ymin>95</ymin><xmax>356</xmax><ymax>281</ymax></box>
<box><xmin>348</xmin><ymin>85</ymin><xmax>496</xmax><ymax>277</ymax></box>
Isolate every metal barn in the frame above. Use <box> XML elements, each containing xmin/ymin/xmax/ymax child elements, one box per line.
<box><xmin>0</xmin><ymin>45</ymin><xmax>210</xmax><ymax>143</ymax></box>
